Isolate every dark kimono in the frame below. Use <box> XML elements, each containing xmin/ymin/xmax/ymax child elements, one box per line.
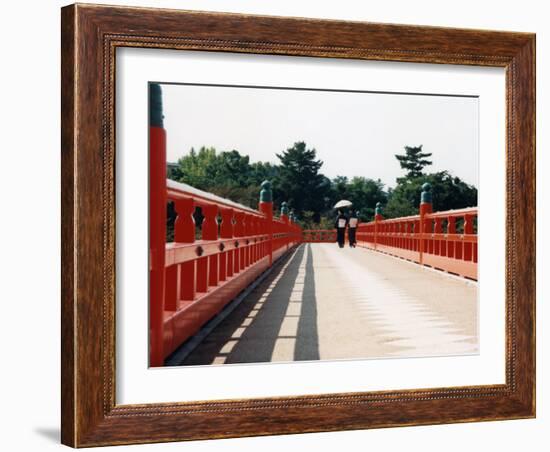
<box><xmin>334</xmin><ymin>213</ymin><xmax>348</xmax><ymax>248</ymax></box>
<box><xmin>348</xmin><ymin>214</ymin><xmax>359</xmax><ymax>247</ymax></box>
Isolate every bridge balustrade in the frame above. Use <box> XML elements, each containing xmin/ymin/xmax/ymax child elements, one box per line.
<box><xmin>149</xmin><ymin>84</ymin><xmax>303</xmax><ymax>365</ymax></box>
<box><xmin>356</xmin><ymin>206</ymin><xmax>478</xmax><ymax>280</ymax></box>
<box><xmin>150</xmin><ymin>179</ymin><xmax>301</xmax><ymax>365</ymax></box>
<box><xmin>302</xmin><ymin>229</ymin><xmax>337</xmax><ymax>242</ymax></box>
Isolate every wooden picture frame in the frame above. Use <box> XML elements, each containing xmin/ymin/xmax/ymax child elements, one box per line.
<box><xmin>61</xmin><ymin>3</ymin><xmax>535</xmax><ymax>447</ymax></box>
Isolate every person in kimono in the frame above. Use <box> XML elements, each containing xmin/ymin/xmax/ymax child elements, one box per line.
<box><xmin>348</xmin><ymin>210</ymin><xmax>359</xmax><ymax>248</ymax></box>
<box><xmin>334</xmin><ymin>209</ymin><xmax>348</xmax><ymax>248</ymax></box>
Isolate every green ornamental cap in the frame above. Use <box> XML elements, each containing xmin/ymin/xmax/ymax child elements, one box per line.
<box><xmin>288</xmin><ymin>209</ymin><xmax>295</xmax><ymax>222</ymax></box>
<box><xmin>421</xmin><ymin>182</ymin><xmax>433</xmax><ymax>204</ymax></box>
<box><xmin>149</xmin><ymin>83</ymin><xmax>164</xmax><ymax>128</ymax></box>
<box><xmin>375</xmin><ymin>202</ymin><xmax>383</xmax><ymax>215</ymax></box>
<box><xmin>281</xmin><ymin>201</ymin><xmax>289</xmax><ymax>216</ymax></box>
<box><xmin>260</xmin><ymin>180</ymin><xmax>272</xmax><ymax>202</ymax></box>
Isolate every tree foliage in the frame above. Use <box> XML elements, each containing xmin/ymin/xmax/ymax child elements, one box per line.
<box><xmin>395</xmin><ymin>145</ymin><xmax>432</xmax><ymax>179</ymax></box>
<box><xmin>327</xmin><ymin>176</ymin><xmax>386</xmax><ymax>221</ymax></box>
<box><xmin>170</xmin><ymin>147</ymin><xmax>263</xmax><ymax>207</ymax></box>
<box><xmin>384</xmin><ymin>171</ymin><xmax>477</xmax><ymax>218</ymax></box>
<box><xmin>168</xmin><ymin>142</ymin><xmax>477</xmax><ymax>229</ymax></box>
<box><xmin>274</xmin><ymin>142</ymin><xmax>331</xmax><ymax>222</ymax></box>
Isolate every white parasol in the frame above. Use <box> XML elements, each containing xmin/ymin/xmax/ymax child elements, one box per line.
<box><xmin>333</xmin><ymin>200</ymin><xmax>353</xmax><ymax>209</ymax></box>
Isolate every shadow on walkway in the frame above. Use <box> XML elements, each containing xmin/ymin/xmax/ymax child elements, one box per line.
<box><xmin>181</xmin><ymin>244</ymin><xmax>320</xmax><ymax>365</ymax></box>
<box><xmin>294</xmin><ymin>244</ymin><xmax>319</xmax><ymax>361</ymax></box>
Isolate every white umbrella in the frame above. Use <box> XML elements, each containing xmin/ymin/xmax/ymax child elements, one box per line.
<box><xmin>333</xmin><ymin>199</ymin><xmax>352</xmax><ymax>209</ymax></box>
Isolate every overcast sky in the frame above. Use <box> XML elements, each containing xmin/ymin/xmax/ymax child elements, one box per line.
<box><xmin>160</xmin><ymin>83</ymin><xmax>478</xmax><ymax>189</ymax></box>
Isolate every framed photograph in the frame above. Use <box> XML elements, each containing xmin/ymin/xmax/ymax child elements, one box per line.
<box><xmin>61</xmin><ymin>3</ymin><xmax>535</xmax><ymax>447</ymax></box>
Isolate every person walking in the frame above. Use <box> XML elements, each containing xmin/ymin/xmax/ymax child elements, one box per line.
<box><xmin>335</xmin><ymin>209</ymin><xmax>348</xmax><ymax>248</ymax></box>
<box><xmin>348</xmin><ymin>210</ymin><xmax>359</xmax><ymax>247</ymax></box>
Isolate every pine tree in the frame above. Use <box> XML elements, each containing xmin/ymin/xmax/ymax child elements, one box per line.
<box><xmin>274</xmin><ymin>141</ymin><xmax>329</xmax><ymax>220</ymax></box>
<box><xmin>395</xmin><ymin>145</ymin><xmax>432</xmax><ymax>179</ymax></box>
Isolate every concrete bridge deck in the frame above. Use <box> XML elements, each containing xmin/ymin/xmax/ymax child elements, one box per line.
<box><xmin>179</xmin><ymin>243</ymin><xmax>478</xmax><ymax>365</ymax></box>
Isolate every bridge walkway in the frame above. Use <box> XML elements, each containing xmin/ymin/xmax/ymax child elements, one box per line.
<box><xmin>179</xmin><ymin>243</ymin><xmax>478</xmax><ymax>365</ymax></box>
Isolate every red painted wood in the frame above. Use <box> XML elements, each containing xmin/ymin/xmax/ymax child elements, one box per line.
<box><xmin>164</xmin><ymin>265</ymin><xmax>178</xmax><ymax>311</ymax></box>
<box><xmin>356</xmin><ymin>207</ymin><xmax>478</xmax><ymax>280</ymax></box>
<box><xmin>174</xmin><ymin>198</ymin><xmax>196</xmax><ymax>304</ymax></box>
<box><xmin>196</xmin><ymin>257</ymin><xmax>208</xmax><ymax>293</ymax></box>
<box><xmin>259</xmin><ymin>201</ymin><xmax>273</xmax><ymax>266</ymax></box>
<box><xmin>151</xmin><ymin>178</ymin><xmax>301</xmax><ymax>363</ymax></box>
<box><xmin>201</xmin><ymin>204</ymin><xmax>218</xmax><ymax>240</ymax></box>
<box><xmin>220</xmin><ymin>208</ymin><xmax>234</xmax><ymax>238</ymax></box>
<box><xmin>219</xmin><ymin>251</ymin><xmax>227</xmax><ymax>282</ymax></box>
<box><xmin>149</xmin><ymin>126</ymin><xmax>167</xmax><ymax>367</ymax></box>
<box><xmin>180</xmin><ymin>261</ymin><xmax>195</xmax><ymax>301</ymax></box>
<box><xmin>302</xmin><ymin>229</ymin><xmax>337</xmax><ymax>242</ymax></box>
<box><xmin>174</xmin><ymin>198</ymin><xmax>195</xmax><ymax>242</ymax></box>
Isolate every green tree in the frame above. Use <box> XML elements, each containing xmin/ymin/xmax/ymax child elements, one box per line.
<box><xmin>274</xmin><ymin>141</ymin><xmax>330</xmax><ymax>221</ymax></box>
<box><xmin>395</xmin><ymin>145</ymin><xmax>432</xmax><ymax>179</ymax></box>
<box><xmin>168</xmin><ymin>141</ymin><xmax>475</xmax><ymax>228</ymax></box>
<box><xmin>331</xmin><ymin>176</ymin><xmax>349</xmax><ymax>201</ymax></box>
<box><xmin>170</xmin><ymin>146</ymin><xmax>218</xmax><ymax>189</ymax></box>
<box><xmin>346</xmin><ymin>177</ymin><xmax>387</xmax><ymax>220</ymax></box>
<box><xmin>323</xmin><ymin>176</ymin><xmax>386</xmax><ymax>222</ymax></box>
<box><xmin>170</xmin><ymin>147</ymin><xmax>259</xmax><ymax>207</ymax></box>
<box><xmin>214</xmin><ymin>150</ymin><xmax>251</xmax><ymax>187</ymax></box>
<box><xmin>299</xmin><ymin>210</ymin><xmax>335</xmax><ymax>230</ymax></box>
<box><xmin>249</xmin><ymin>161</ymin><xmax>279</xmax><ymax>186</ymax></box>
<box><xmin>384</xmin><ymin>171</ymin><xmax>477</xmax><ymax>218</ymax></box>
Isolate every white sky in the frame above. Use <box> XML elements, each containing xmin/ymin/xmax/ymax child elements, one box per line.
<box><xmin>161</xmin><ymin>83</ymin><xmax>478</xmax><ymax>189</ymax></box>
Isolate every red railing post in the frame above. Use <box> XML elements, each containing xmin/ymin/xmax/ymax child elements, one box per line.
<box><xmin>255</xmin><ymin>216</ymin><xmax>261</xmax><ymax>262</ymax></box>
<box><xmin>259</xmin><ymin>216</ymin><xmax>266</xmax><ymax>258</ymax></box>
<box><xmin>259</xmin><ymin>181</ymin><xmax>273</xmax><ymax>266</ymax></box>
<box><xmin>234</xmin><ymin>211</ymin><xmax>245</xmax><ymax>272</ymax></box>
<box><xmin>244</xmin><ymin>213</ymin><xmax>255</xmax><ymax>267</ymax></box>
<box><xmin>174</xmin><ymin>198</ymin><xmax>195</xmax><ymax>242</ymax></box>
<box><xmin>220</xmin><ymin>208</ymin><xmax>234</xmax><ymax>238</ymax></box>
<box><xmin>202</xmin><ymin>204</ymin><xmax>218</xmax><ymax>239</ymax></box>
<box><xmin>202</xmin><ymin>204</ymin><xmax>219</xmax><ymax>288</ymax></box>
<box><xmin>447</xmin><ymin>215</ymin><xmax>456</xmax><ymax>258</ymax></box>
<box><xmin>419</xmin><ymin>183</ymin><xmax>433</xmax><ymax>265</ymax></box>
<box><xmin>175</xmin><ymin>198</ymin><xmax>195</xmax><ymax>301</ymax></box>
<box><xmin>149</xmin><ymin>83</ymin><xmax>166</xmax><ymax>367</ymax></box>
<box><xmin>463</xmin><ymin>213</ymin><xmax>474</xmax><ymax>262</ymax></box>
<box><xmin>219</xmin><ymin>208</ymin><xmax>233</xmax><ymax>281</ymax></box>
<box><xmin>434</xmin><ymin>217</ymin><xmax>443</xmax><ymax>256</ymax></box>
<box><xmin>233</xmin><ymin>211</ymin><xmax>244</xmax><ymax>237</ymax></box>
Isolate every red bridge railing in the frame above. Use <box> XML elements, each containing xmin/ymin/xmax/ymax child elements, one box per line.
<box><xmin>150</xmin><ymin>180</ymin><xmax>301</xmax><ymax>365</ymax></box>
<box><xmin>149</xmin><ymin>84</ymin><xmax>301</xmax><ymax>365</ymax></box>
<box><xmin>302</xmin><ymin>229</ymin><xmax>337</xmax><ymax>242</ymax></box>
<box><xmin>356</xmin><ymin>185</ymin><xmax>478</xmax><ymax>281</ymax></box>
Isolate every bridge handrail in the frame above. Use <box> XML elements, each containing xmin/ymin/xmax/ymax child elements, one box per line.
<box><xmin>424</xmin><ymin>206</ymin><xmax>478</xmax><ymax>220</ymax></box>
<box><xmin>149</xmin><ymin>83</ymin><xmax>304</xmax><ymax>366</ymax></box>
<box><xmin>358</xmin><ymin>206</ymin><xmax>478</xmax><ymax>227</ymax></box>
<box><xmin>157</xmin><ymin>177</ymin><xmax>302</xmax><ymax>363</ymax></box>
<box><xmin>167</xmin><ymin>179</ymin><xmax>262</xmax><ymax>217</ymax></box>
<box><xmin>361</xmin><ymin>213</ymin><xmax>419</xmax><ymax>226</ymax></box>
<box><xmin>356</xmin><ymin>200</ymin><xmax>478</xmax><ymax>280</ymax></box>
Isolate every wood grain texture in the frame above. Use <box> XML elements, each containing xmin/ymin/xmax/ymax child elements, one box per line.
<box><xmin>60</xmin><ymin>5</ymin><xmax>76</xmax><ymax>447</ymax></box>
<box><xmin>60</xmin><ymin>3</ymin><xmax>536</xmax><ymax>447</ymax></box>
